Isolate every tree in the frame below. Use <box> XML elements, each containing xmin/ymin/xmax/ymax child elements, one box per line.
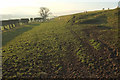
<box><xmin>39</xmin><ymin>7</ymin><xmax>51</xmax><ymax>21</ymax></box>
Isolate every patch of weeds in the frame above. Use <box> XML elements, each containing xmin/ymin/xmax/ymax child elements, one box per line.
<box><xmin>89</xmin><ymin>39</ymin><xmax>101</xmax><ymax>50</ymax></box>
<box><xmin>76</xmin><ymin>48</ymin><xmax>87</xmax><ymax>63</ymax></box>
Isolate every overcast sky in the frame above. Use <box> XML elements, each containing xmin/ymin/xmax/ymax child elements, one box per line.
<box><xmin>0</xmin><ymin>0</ymin><xmax>119</xmax><ymax>19</ymax></box>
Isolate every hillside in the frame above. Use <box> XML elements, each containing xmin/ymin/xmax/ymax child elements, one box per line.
<box><xmin>2</xmin><ymin>8</ymin><xmax>120</xmax><ymax>78</ymax></box>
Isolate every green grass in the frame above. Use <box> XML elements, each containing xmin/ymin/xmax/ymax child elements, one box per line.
<box><xmin>2</xmin><ymin>8</ymin><xmax>120</xmax><ymax>78</ymax></box>
<box><xmin>89</xmin><ymin>39</ymin><xmax>101</xmax><ymax>50</ymax></box>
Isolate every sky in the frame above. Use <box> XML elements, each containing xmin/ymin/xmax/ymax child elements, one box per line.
<box><xmin>0</xmin><ymin>0</ymin><xmax>119</xmax><ymax>19</ymax></box>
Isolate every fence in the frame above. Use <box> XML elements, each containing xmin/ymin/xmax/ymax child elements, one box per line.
<box><xmin>0</xmin><ymin>18</ymin><xmax>30</xmax><ymax>30</ymax></box>
<box><xmin>0</xmin><ymin>17</ymin><xmax>52</xmax><ymax>31</ymax></box>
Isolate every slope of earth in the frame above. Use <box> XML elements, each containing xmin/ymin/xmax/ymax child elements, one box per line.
<box><xmin>2</xmin><ymin>8</ymin><xmax>120</xmax><ymax>78</ymax></box>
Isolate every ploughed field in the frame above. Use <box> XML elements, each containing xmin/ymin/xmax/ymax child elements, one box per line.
<box><xmin>2</xmin><ymin>8</ymin><xmax>120</xmax><ymax>78</ymax></box>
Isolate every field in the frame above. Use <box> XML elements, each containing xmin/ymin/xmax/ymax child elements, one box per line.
<box><xmin>2</xmin><ymin>8</ymin><xmax>120</xmax><ymax>78</ymax></box>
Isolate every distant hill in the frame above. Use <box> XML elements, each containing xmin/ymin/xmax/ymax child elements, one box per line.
<box><xmin>0</xmin><ymin>14</ymin><xmax>55</xmax><ymax>20</ymax></box>
<box><xmin>0</xmin><ymin>14</ymin><xmax>37</xmax><ymax>20</ymax></box>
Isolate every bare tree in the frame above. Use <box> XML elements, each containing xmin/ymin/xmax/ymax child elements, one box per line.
<box><xmin>39</xmin><ymin>7</ymin><xmax>51</xmax><ymax>21</ymax></box>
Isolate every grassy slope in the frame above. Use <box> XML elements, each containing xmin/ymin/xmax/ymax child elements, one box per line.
<box><xmin>2</xmin><ymin>8</ymin><xmax>120</xmax><ymax>78</ymax></box>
